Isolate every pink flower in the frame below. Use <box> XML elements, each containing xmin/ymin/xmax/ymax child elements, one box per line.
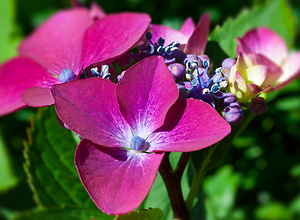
<box><xmin>228</xmin><ymin>27</ymin><xmax>300</xmax><ymax>102</ymax></box>
<box><xmin>0</xmin><ymin>6</ymin><xmax>150</xmax><ymax>116</ymax></box>
<box><xmin>51</xmin><ymin>56</ymin><xmax>231</xmax><ymax>214</ymax></box>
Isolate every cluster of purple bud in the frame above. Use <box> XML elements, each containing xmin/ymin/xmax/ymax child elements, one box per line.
<box><xmin>221</xmin><ymin>93</ymin><xmax>243</xmax><ymax>125</ymax></box>
<box><xmin>139</xmin><ymin>32</ymin><xmax>182</xmax><ymax>64</ymax></box>
<box><xmin>164</xmin><ymin>52</ymin><xmax>243</xmax><ymax>125</ymax></box>
<box><xmin>134</xmin><ymin>33</ymin><xmax>245</xmax><ymax>124</ymax></box>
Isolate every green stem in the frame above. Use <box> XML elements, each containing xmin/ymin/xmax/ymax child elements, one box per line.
<box><xmin>185</xmin><ymin>110</ymin><xmax>256</xmax><ymax>212</ymax></box>
<box><xmin>185</xmin><ymin>143</ymin><xmax>218</xmax><ymax>212</ymax></box>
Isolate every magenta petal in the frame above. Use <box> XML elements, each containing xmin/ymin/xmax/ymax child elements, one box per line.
<box><xmin>19</xmin><ymin>8</ymin><xmax>93</xmax><ymax>76</ymax></box>
<box><xmin>150</xmin><ymin>24</ymin><xmax>190</xmax><ymax>46</ymax></box>
<box><xmin>0</xmin><ymin>57</ymin><xmax>59</xmax><ymax>116</ymax></box>
<box><xmin>237</xmin><ymin>27</ymin><xmax>287</xmax><ymax>66</ymax></box>
<box><xmin>184</xmin><ymin>13</ymin><xmax>210</xmax><ymax>55</ymax></box>
<box><xmin>116</xmin><ymin>56</ymin><xmax>178</xmax><ymax>137</ymax></box>
<box><xmin>51</xmin><ymin>78</ymin><xmax>132</xmax><ymax>148</ymax></box>
<box><xmin>148</xmin><ymin>99</ymin><xmax>231</xmax><ymax>152</ymax></box>
<box><xmin>80</xmin><ymin>13</ymin><xmax>151</xmax><ymax>68</ymax></box>
<box><xmin>180</xmin><ymin>17</ymin><xmax>195</xmax><ymax>37</ymax></box>
<box><xmin>272</xmin><ymin>51</ymin><xmax>300</xmax><ymax>91</ymax></box>
<box><xmin>75</xmin><ymin>140</ymin><xmax>164</xmax><ymax>215</ymax></box>
<box><xmin>22</xmin><ymin>87</ymin><xmax>54</xmax><ymax>107</ymax></box>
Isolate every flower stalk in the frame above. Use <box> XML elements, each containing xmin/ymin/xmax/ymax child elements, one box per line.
<box><xmin>159</xmin><ymin>153</ymin><xmax>190</xmax><ymax>220</ymax></box>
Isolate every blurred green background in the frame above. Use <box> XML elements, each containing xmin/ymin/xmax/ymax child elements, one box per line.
<box><xmin>0</xmin><ymin>0</ymin><xmax>300</xmax><ymax>219</ymax></box>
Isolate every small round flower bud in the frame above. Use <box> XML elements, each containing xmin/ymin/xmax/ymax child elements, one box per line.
<box><xmin>222</xmin><ymin>58</ymin><xmax>236</xmax><ymax>73</ymax></box>
<box><xmin>168</xmin><ymin>63</ymin><xmax>186</xmax><ymax>81</ymax></box>
<box><xmin>221</xmin><ymin>92</ymin><xmax>238</xmax><ymax>107</ymax></box>
<box><xmin>249</xmin><ymin>97</ymin><xmax>268</xmax><ymax>115</ymax></box>
<box><xmin>223</xmin><ymin>103</ymin><xmax>243</xmax><ymax>125</ymax></box>
<box><xmin>184</xmin><ymin>54</ymin><xmax>200</xmax><ymax>70</ymax></box>
<box><xmin>60</xmin><ymin>69</ymin><xmax>75</xmax><ymax>83</ymax></box>
<box><xmin>199</xmin><ymin>54</ymin><xmax>213</xmax><ymax>70</ymax></box>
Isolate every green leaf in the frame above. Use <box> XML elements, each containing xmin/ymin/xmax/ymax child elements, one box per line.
<box><xmin>191</xmin><ymin>110</ymin><xmax>255</xmax><ymax>173</ymax></box>
<box><xmin>12</xmin><ymin>207</ymin><xmax>114</xmax><ymax>220</ymax></box>
<box><xmin>23</xmin><ymin>106</ymin><xmax>95</xmax><ymax>208</ymax></box>
<box><xmin>210</xmin><ymin>0</ymin><xmax>296</xmax><ymax>58</ymax></box>
<box><xmin>115</xmin><ymin>208</ymin><xmax>164</xmax><ymax>220</ymax></box>
<box><xmin>203</xmin><ymin>165</ymin><xmax>240</xmax><ymax>220</ymax></box>
<box><xmin>0</xmin><ymin>129</ymin><xmax>18</xmax><ymax>192</ymax></box>
<box><xmin>0</xmin><ymin>0</ymin><xmax>22</xmax><ymax>63</ymax></box>
<box><xmin>255</xmin><ymin>202</ymin><xmax>292</xmax><ymax>220</ymax></box>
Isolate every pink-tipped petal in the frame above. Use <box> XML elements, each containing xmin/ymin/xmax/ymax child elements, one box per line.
<box><xmin>116</xmin><ymin>56</ymin><xmax>178</xmax><ymax>137</ymax></box>
<box><xmin>237</xmin><ymin>27</ymin><xmax>287</xmax><ymax>66</ymax></box>
<box><xmin>150</xmin><ymin>24</ymin><xmax>190</xmax><ymax>46</ymax></box>
<box><xmin>180</xmin><ymin>17</ymin><xmax>195</xmax><ymax>37</ymax></box>
<box><xmin>148</xmin><ymin>99</ymin><xmax>231</xmax><ymax>152</ymax></box>
<box><xmin>22</xmin><ymin>87</ymin><xmax>54</xmax><ymax>107</ymax></box>
<box><xmin>247</xmin><ymin>83</ymin><xmax>268</xmax><ymax>95</ymax></box>
<box><xmin>272</xmin><ymin>51</ymin><xmax>300</xmax><ymax>91</ymax></box>
<box><xmin>252</xmin><ymin>54</ymin><xmax>282</xmax><ymax>87</ymax></box>
<box><xmin>80</xmin><ymin>13</ymin><xmax>151</xmax><ymax>69</ymax></box>
<box><xmin>51</xmin><ymin>78</ymin><xmax>132</xmax><ymax>148</ymax></box>
<box><xmin>75</xmin><ymin>140</ymin><xmax>164</xmax><ymax>215</ymax></box>
<box><xmin>19</xmin><ymin>8</ymin><xmax>93</xmax><ymax>76</ymax></box>
<box><xmin>184</xmin><ymin>13</ymin><xmax>210</xmax><ymax>55</ymax></box>
<box><xmin>0</xmin><ymin>57</ymin><xmax>59</xmax><ymax>116</ymax></box>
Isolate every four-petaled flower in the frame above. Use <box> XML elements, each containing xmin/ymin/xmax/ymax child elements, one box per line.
<box><xmin>51</xmin><ymin>56</ymin><xmax>231</xmax><ymax>214</ymax></box>
<box><xmin>0</xmin><ymin>5</ymin><xmax>150</xmax><ymax>116</ymax></box>
<box><xmin>228</xmin><ymin>27</ymin><xmax>300</xmax><ymax>102</ymax></box>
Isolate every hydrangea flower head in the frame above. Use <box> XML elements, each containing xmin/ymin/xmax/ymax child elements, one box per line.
<box><xmin>51</xmin><ymin>56</ymin><xmax>231</xmax><ymax>214</ymax></box>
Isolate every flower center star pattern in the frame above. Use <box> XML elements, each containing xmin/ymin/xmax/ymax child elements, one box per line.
<box><xmin>51</xmin><ymin>56</ymin><xmax>231</xmax><ymax>215</ymax></box>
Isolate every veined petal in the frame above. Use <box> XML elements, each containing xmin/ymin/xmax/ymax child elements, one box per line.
<box><xmin>184</xmin><ymin>13</ymin><xmax>210</xmax><ymax>55</ymax></box>
<box><xmin>272</xmin><ymin>51</ymin><xmax>300</xmax><ymax>91</ymax></box>
<box><xmin>75</xmin><ymin>140</ymin><xmax>164</xmax><ymax>215</ymax></box>
<box><xmin>19</xmin><ymin>8</ymin><xmax>93</xmax><ymax>76</ymax></box>
<box><xmin>180</xmin><ymin>17</ymin><xmax>195</xmax><ymax>37</ymax></box>
<box><xmin>150</xmin><ymin>24</ymin><xmax>189</xmax><ymax>46</ymax></box>
<box><xmin>80</xmin><ymin>13</ymin><xmax>151</xmax><ymax>69</ymax></box>
<box><xmin>237</xmin><ymin>27</ymin><xmax>287</xmax><ymax>66</ymax></box>
<box><xmin>51</xmin><ymin>78</ymin><xmax>132</xmax><ymax>148</ymax></box>
<box><xmin>0</xmin><ymin>57</ymin><xmax>59</xmax><ymax>116</ymax></box>
<box><xmin>148</xmin><ymin>99</ymin><xmax>231</xmax><ymax>152</ymax></box>
<box><xmin>22</xmin><ymin>87</ymin><xmax>54</xmax><ymax>107</ymax></box>
<box><xmin>116</xmin><ymin>56</ymin><xmax>178</xmax><ymax>138</ymax></box>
